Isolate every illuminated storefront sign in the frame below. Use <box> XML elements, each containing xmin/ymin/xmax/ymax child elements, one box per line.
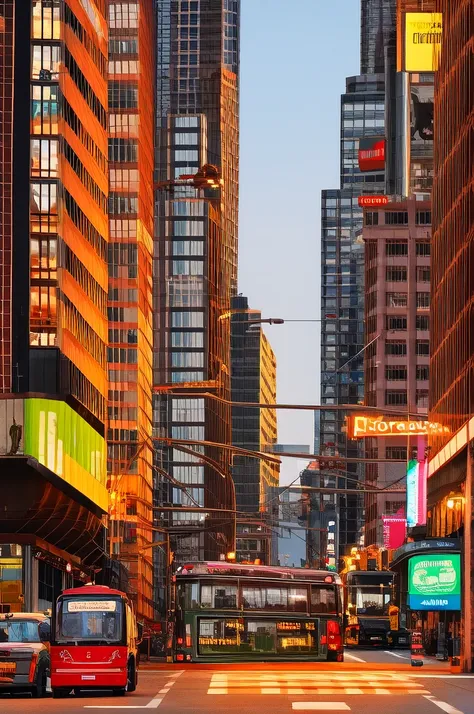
<box><xmin>408</xmin><ymin>554</ymin><xmax>461</xmax><ymax>610</ymax></box>
<box><xmin>347</xmin><ymin>416</ymin><xmax>449</xmax><ymax>439</ymax></box>
<box><xmin>404</xmin><ymin>13</ymin><xmax>442</xmax><ymax>72</ymax></box>
<box><xmin>406</xmin><ymin>459</ymin><xmax>427</xmax><ymax>528</ymax></box>
<box><xmin>24</xmin><ymin>398</ymin><xmax>108</xmax><ymax>511</ymax></box>
<box><xmin>358</xmin><ymin>195</ymin><xmax>388</xmax><ymax>207</ymax></box>
<box><xmin>358</xmin><ymin>138</ymin><xmax>385</xmax><ymax>172</ymax></box>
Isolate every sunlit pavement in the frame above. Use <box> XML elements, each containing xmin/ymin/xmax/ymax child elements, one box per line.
<box><xmin>2</xmin><ymin>658</ymin><xmax>473</xmax><ymax>714</ymax></box>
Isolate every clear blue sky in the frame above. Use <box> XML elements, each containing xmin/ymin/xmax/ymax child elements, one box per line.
<box><xmin>238</xmin><ymin>0</ymin><xmax>360</xmax><ymax>483</ymax></box>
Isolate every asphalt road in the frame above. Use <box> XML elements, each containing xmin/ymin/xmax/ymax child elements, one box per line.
<box><xmin>2</xmin><ymin>658</ymin><xmax>473</xmax><ymax>714</ymax></box>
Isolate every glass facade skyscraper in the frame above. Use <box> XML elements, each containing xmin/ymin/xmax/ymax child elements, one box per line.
<box><xmin>153</xmin><ymin>0</ymin><xmax>239</xmax><ymax>572</ymax></box>
<box><xmin>360</xmin><ymin>0</ymin><xmax>396</xmax><ymax>75</ymax></box>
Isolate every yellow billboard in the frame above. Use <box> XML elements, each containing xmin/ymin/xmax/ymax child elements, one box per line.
<box><xmin>405</xmin><ymin>12</ymin><xmax>442</xmax><ymax>72</ymax></box>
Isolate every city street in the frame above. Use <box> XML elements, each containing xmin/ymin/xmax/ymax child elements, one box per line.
<box><xmin>2</xmin><ymin>660</ymin><xmax>474</xmax><ymax>714</ymax></box>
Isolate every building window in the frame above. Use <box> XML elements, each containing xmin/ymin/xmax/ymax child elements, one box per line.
<box><xmin>385</xmin><ymin>366</ymin><xmax>407</xmax><ymax>381</ymax></box>
<box><xmin>365</xmin><ymin>212</ymin><xmax>379</xmax><ymax>226</ymax></box>
<box><xmin>171</xmin><ymin>332</ymin><xmax>204</xmax><ymax>347</ymax></box>
<box><xmin>385</xmin><ymin>212</ymin><xmax>408</xmax><ymax>226</ymax></box>
<box><xmin>386</xmin><ymin>266</ymin><xmax>407</xmax><ymax>282</ymax></box>
<box><xmin>385</xmin><ymin>446</ymin><xmax>407</xmax><ymax>460</ymax></box>
<box><xmin>416</xmin><ymin>211</ymin><xmax>431</xmax><ymax>225</ymax></box>
<box><xmin>171</xmin><ymin>352</ymin><xmax>204</xmax><ymax>368</ymax></box>
<box><xmin>171</xmin><ymin>312</ymin><xmax>204</xmax><ymax>328</ymax></box>
<box><xmin>416</xmin><ymin>315</ymin><xmax>429</xmax><ymax>331</ymax></box>
<box><xmin>172</xmin><ymin>260</ymin><xmax>204</xmax><ymax>276</ymax></box>
<box><xmin>109</xmin><ymin>3</ymin><xmax>139</xmax><ymax>29</ymax></box>
<box><xmin>173</xmin><ymin>466</ymin><xmax>204</xmax><ymax>484</ymax></box>
<box><xmin>172</xmin><ymin>398</ymin><xmax>205</xmax><ymax>423</ymax></box>
<box><xmin>385</xmin><ymin>341</ymin><xmax>407</xmax><ymax>356</ymax></box>
<box><xmin>416</xmin><ymin>267</ymin><xmax>430</xmax><ymax>282</ymax></box>
<box><xmin>385</xmin><ymin>390</ymin><xmax>408</xmax><ymax>406</ymax></box>
<box><xmin>416</xmin><ymin>242</ymin><xmax>430</xmax><ymax>256</ymax></box>
<box><xmin>386</xmin><ymin>292</ymin><xmax>407</xmax><ymax>307</ymax></box>
<box><xmin>416</xmin><ymin>340</ymin><xmax>430</xmax><ymax>356</ymax></box>
<box><xmin>386</xmin><ymin>316</ymin><xmax>407</xmax><ymax>331</ymax></box>
<box><xmin>108</xmin><ymin>139</ymin><xmax>138</xmax><ymax>162</ymax></box>
<box><xmin>416</xmin><ymin>390</ymin><xmax>429</xmax><ymax>408</ymax></box>
<box><xmin>416</xmin><ymin>292</ymin><xmax>430</xmax><ymax>309</ymax></box>
<box><xmin>108</xmin><ymin>82</ymin><xmax>138</xmax><ymax>109</ymax></box>
<box><xmin>416</xmin><ymin>365</ymin><xmax>429</xmax><ymax>381</ymax></box>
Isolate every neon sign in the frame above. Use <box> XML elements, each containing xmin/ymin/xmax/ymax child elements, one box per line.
<box><xmin>347</xmin><ymin>416</ymin><xmax>449</xmax><ymax>439</ymax></box>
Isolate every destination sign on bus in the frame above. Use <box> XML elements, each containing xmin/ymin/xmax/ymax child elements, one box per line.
<box><xmin>67</xmin><ymin>600</ymin><xmax>117</xmax><ymax>612</ymax></box>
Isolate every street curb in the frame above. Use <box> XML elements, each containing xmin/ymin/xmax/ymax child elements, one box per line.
<box><xmin>139</xmin><ymin>662</ymin><xmax>448</xmax><ymax>672</ymax></box>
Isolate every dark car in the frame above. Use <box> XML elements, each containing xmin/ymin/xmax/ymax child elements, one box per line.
<box><xmin>0</xmin><ymin>613</ymin><xmax>51</xmax><ymax>697</ymax></box>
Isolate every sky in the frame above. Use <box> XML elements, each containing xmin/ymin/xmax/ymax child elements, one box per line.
<box><xmin>238</xmin><ymin>0</ymin><xmax>360</xmax><ymax>484</ymax></box>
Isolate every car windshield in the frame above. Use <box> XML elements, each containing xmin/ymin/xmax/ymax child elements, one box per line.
<box><xmin>0</xmin><ymin>619</ymin><xmax>42</xmax><ymax>643</ymax></box>
<box><xmin>56</xmin><ymin>597</ymin><xmax>123</xmax><ymax>643</ymax></box>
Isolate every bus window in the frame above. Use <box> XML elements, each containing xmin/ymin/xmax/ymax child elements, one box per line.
<box><xmin>242</xmin><ymin>586</ymin><xmax>307</xmax><ymax>612</ymax></box>
<box><xmin>56</xmin><ymin>598</ymin><xmax>123</xmax><ymax>642</ymax></box>
<box><xmin>200</xmin><ymin>584</ymin><xmax>237</xmax><ymax>609</ymax></box>
<box><xmin>310</xmin><ymin>585</ymin><xmax>337</xmax><ymax>614</ymax></box>
<box><xmin>178</xmin><ymin>582</ymin><xmax>200</xmax><ymax>610</ymax></box>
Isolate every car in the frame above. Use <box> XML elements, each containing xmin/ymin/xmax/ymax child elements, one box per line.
<box><xmin>0</xmin><ymin>612</ymin><xmax>51</xmax><ymax>697</ymax></box>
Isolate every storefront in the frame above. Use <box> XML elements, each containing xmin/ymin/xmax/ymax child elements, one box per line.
<box><xmin>391</xmin><ymin>539</ymin><xmax>461</xmax><ymax>657</ymax></box>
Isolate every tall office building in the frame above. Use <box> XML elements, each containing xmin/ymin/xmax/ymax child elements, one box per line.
<box><xmin>363</xmin><ymin>197</ymin><xmax>431</xmax><ymax>546</ymax></box>
<box><xmin>153</xmin><ymin>0</ymin><xmax>240</xmax><ymax>570</ymax></box>
<box><xmin>361</xmin><ymin>0</ymin><xmax>397</xmax><ymax>75</ymax></box>
<box><xmin>319</xmin><ymin>72</ymin><xmax>387</xmax><ymax>556</ymax></box>
<box><xmin>0</xmin><ymin>0</ymin><xmax>109</xmax><ymax>611</ymax></box>
<box><xmin>230</xmin><ymin>295</ymin><xmax>279</xmax><ymax>565</ymax></box>
<box><xmin>107</xmin><ymin>1</ymin><xmax>156</xmax><ymax>621</ymax></box>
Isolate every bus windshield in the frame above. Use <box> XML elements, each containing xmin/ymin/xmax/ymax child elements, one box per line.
<box><xmin>55</xmin><ymin>597</ymin><xmax>123</xmax><ymax>643</ymax></box>
<box><xmin>349</xmin><ymin>586</ymin><xmax>391</xmax><ymax>616</ymax></box>
<box><xmin>0</xmin><ymin>619</ymin><xmax>42</xmax><ymax>643</ymax></box>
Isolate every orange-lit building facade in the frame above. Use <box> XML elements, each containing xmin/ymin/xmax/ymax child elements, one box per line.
<box><xmin>427</xmin><ymin>4</ymin><xmax>473</xmax><ymax>559</ymax></box>
<box><xmin>0</xmin><ymin>1</ymin><xmax>111</xmax><ymax>614</ymax></box>
<box><xmin>107</xmin><ymin>0</ymin><xmax>155</xmax><ymax>621</ymax></box>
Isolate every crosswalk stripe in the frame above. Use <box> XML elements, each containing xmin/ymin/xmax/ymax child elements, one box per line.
<box><xmin>292</xmin><ymin>705</ymin><xmax>351</xmax><ymax>712</ymax></box>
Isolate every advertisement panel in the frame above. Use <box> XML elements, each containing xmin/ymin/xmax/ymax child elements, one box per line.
<box><xmin>382</xmin><ymin>516</ymin><xmax>406</xmax><ymax>550</ymax></box>
<box><xmin>24</xmin><ymin>398</ymin><xmax>108</xmax><ymax>511</ymax></box>
<box><xmin>358</xmin><ymin>137</ymin><xmax>385</xmax><ymax>172</ymax></box>
<box><xmin>411</xmin><ymin>84</ymin><xmax>434</xmax><ymax>146</ymax></box>
<box><xmin>0</xmin><ymin>400</ymin><xmax>24</xmax><ymax>455</ymax></box>
<box><xmin>405</xmin><ymin>13</ymin><xmax>442</xmax><ymax>72</ymax></box>
<box><xmin>408</xmin><ymin>554</ymin><xmax>461</xmax><ymax>611</ymax></box>
<box><xmin>406</xmin><ymin>460</ymin><xmax>419</xmax><ymax>528</ymax></box>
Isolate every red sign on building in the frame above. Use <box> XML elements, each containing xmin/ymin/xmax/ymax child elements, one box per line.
<box><xmin>358</xmin><ymin>137</ymin><xmax>386</xmax><ymax>171</ymax></box>
<box><xmin>358</xmin><ymin>195</ymin><xmax>389</xmax><ymax>207</ymax></box>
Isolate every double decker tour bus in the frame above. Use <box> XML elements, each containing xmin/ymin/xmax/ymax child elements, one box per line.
<box><xmin>173</xmin><ymin>562</ymin><xmax>344</xmax><ymax>663</ymax></box>
<box><xmin>343</xmin><ymin>570</ymin><xmax>398</xmax><ymax>647</ymax></box>
<box><xmin>50</xmin><ymin>584</ymin><xmax>140</xmax><ymax>698</ymax></box>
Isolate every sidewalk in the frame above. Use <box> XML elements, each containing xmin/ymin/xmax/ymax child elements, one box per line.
<box><xmin>139</xmin><ymin>659</ymin><xmax>451</xmax><ymax>672</ymax></box>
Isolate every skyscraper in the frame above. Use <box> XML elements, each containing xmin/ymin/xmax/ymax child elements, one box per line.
<box><xmin>230</xmin><ymin>295</ymin><xmax>279</xmax><ymax>565</ymax></box>
<box><xmin>361</xmin><ymin>0</ymin><xmax>397</xmax><ymax>75</ymax></box>
<box><xmin>153</xmin><ymin>0</ymin><xmax>240</xmax><ymax>569</ymax></box>
<box><xmin>107</xmin><ymin>0</ymin><xmax>156</xmax><ymax>621</ymax></box>
<box><xmin>0</xmin><ymin>0</ymin><xmax>110</xmax><ymax>612</ymax></box>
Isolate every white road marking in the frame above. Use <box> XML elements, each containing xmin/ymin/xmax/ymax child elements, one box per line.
<box><xmin>292</xmin><ymin>704</ymin><xmax>351</xmax><ymax>712</ymax></box>
<box><xmin>85</xmin><ymin>672</ymin><xmax>183</xmax><ymax>709</ymax></box>
<box><xmin>262</xmin><ymin>687</ymin><xmax>282</xmax><ymax>694</ymax></box>
<box><xmin>208</xmin><ymin>688</ymin><xmax>228</xmax><ymax>694</ymax></box>
<box><xmin>344</xmin><ymin>652</ymin><xmax>366</xmax><ymax>663</ymax></box>
<box><xmin>383</xmin><ymin>650</ymin><xmax>409</xmax><ymax>659</ymax></box>
<box><xmin>424</xmin><ymin>695</ymin><xmax>465</xmax><ymax>714</ymax></box>
<box><xmin>345</xmin><ymin>689</ymin><xmax>363</xmax><ymax>694</ymax></box>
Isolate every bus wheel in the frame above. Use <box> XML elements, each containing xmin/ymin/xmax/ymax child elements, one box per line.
<box><xmin>127</xmin><ymin>660</ymin><xmax>137</xmax><ymax>693</ymax></box>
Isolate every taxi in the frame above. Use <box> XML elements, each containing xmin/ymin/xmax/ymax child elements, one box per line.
<box><xmin>0</xmin><ymin>612</ymin><xmax>51</xmax><ymax>697</ymax></box>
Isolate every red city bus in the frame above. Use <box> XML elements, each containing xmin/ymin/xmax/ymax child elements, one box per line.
<box><xmin>50</xmin><ymin>584</ymin><xmax>140</xmax><ymax>698</ymax></box>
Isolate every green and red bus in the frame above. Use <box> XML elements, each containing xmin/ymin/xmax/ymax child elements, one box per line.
<box><xmin>173</xmin><ymin>562</ymin><xmax>344</xmax><ymax>663</ymax></box>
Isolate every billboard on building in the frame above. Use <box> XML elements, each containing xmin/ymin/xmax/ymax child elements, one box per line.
<box><xmin>358</xmin><ymin>137</ymin><xmax>385</xmax><ymax>172</ymax></box>
<box><xmin>408</xmin><ymin>554</ymin><xmax>461</xmax><ymax>610</ymax></box>
<box><xmin>23</xmin><ymin>398</ymin><xmax>108</xmax><ymax>511</ymax></box>
<box><xmin>404</xmin><ymin>13</ymin><xmax>442</xmax><ymax>72</ymax></box>
<box><xmin>382</xmin><ymin>516</ymin><xmax>406</xmax><ymax>549</ymax></box>
<box><xmin>411</xmin><ymin>83</ymin><xmax>434</xmax><ymax>145</ymax></box>
<box><xmin>0</xmin><ymin>400</ymin><xmax>25</xmax><ymax>455</ymax></box>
